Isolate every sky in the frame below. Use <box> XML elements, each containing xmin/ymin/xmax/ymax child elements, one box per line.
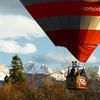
<box><xmin>0</xmin><ymin>0</ymin><xmax>100</xmax><ymax>69</ymax></box>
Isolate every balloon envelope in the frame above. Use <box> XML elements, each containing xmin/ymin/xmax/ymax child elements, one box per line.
<box><xmin>20</xmin><ymin>0</ymin><xmax>100</xmax><ymax>62</ymax></box>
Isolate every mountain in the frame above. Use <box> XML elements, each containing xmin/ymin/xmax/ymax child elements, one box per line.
<box><xmin>0</xmin><ymin>61</ymin><xmax>68</xmax><ymax>81</ymax></box>
<box><xmin>23</xmin><ymin>61</ymin><xmax>67</xmax><ymax>81</ymax></box>
<box><xmin>0</xmin><ymin>63</ymin><xmax>9</xmax><ymax>80</ymax></box>
<box><xmin>0</xmin><ymin>61</ymin><xmax>100</xmax><ymax>81</ymax></box>
<box><xmin>23</xmin><ymin>61</ymin><xmax>53</xmax><ymax>74</ymax></box>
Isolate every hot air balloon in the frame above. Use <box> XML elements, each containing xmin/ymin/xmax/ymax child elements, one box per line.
<box><xmin>20</xmin><ymin>0</ymin><xmax>100</xmax><ymax>62</ymax></box>
<box><xmin>20</xmin><ymin>0</ymin><xmax>100</xmax><ymax>90</ymax></box>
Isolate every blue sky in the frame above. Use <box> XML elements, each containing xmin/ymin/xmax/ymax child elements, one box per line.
<box><xmin>0</xmin><ymin>0</ymin><xmax>100</xmax><ymax>69</ymax></box>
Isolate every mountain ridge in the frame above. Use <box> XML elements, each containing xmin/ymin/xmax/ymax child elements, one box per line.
<box><xmin>0</xmin><ymin>61</ymin><xmax>100</xmax><ymax>81</ymax></box>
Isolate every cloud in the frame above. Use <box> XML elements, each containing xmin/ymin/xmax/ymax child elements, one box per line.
<box><xmin>0</xmin><ymin>40</ymin><xmax>37</xmax><ymax>54</ymax></box>
<box><xmin>0</xmin><ymin>15</ymin><xmax>46</xmax><ymax>40</ymax></box>
<box><xmin>87</xmin><ymin>54</ymin><xmax>100</xmax><ymax>64</ymax></box>
<box><xmin>32</xmin><ymin>52</ymin><xmax>77</xmax><ymax>65</ymax></box>
<box><xmin>0</xmin><ymin>1</ymin><xmax>46</xmax><ymax>55</ymax></box>
<box><xmin>0</xmin><ymin>0</ymin><xmax>27</xmax><ymax>15</ymax></box>
<box><xmin>32</xmin><ymin>51</ymin><xmax>100</xmax><ymax>66</ymax></box>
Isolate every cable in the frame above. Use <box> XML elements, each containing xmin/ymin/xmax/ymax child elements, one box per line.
<box><xmin>11</xmin><ymin>65</ymin><xmax>68</xmax><ymax>91</ymax></box>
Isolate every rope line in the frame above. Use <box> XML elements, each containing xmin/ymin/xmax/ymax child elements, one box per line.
<box><xmin>10</xmin><ymin>65</ymin><xmax>68</xmax><ymax>91</ymax></box>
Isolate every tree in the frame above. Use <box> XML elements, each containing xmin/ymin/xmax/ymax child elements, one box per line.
<box><xmin>5</xmin><ymin>55</ymin><xmax>26</xmax><ymax>85</ymax></box>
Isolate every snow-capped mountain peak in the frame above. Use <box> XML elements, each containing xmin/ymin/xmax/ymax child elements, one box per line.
<box><xmin>0</xmin><ymin>61</ymin><xmax>100</xmax><ymax>81</ymax></box>
<box><xmin>24</xmin><ymin>61</ymin><xmax>53</xmax><ymax>74</ymax></box>
<box><xmin>0</xmin><ymin>63</ymin><xmax>9</xmax><ymax>80</ymax></box>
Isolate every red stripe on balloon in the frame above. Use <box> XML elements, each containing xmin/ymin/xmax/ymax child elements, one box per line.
<box><xmin>46</xmin><ymin>29</ymin><xmax>100</xmax><ymax>46</ymax></box>
<box><xmin>46</xmin><ymin>29</ymin><xmax>100</xmax><ymax>62</ymax></box>
<box><xmin>26</xmin><ymin>2</ymin><xmax>100</xmax><ymax>19</ymax></box>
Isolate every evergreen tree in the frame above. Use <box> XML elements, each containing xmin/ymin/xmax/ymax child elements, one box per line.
<box><xmin>5</xmin><ymin>55</ymin><xmax>26</xmax><ymax>84</ymax></box>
